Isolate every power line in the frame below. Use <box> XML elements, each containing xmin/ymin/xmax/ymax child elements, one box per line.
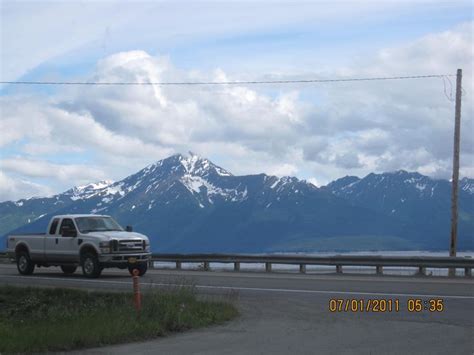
<box><xmin>0</xmin><ymin>74</ymin><xmax>456</xmax><ymax>86</ymax></box>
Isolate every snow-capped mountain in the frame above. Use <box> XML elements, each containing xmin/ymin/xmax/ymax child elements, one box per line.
<box><xmin>1</xmin><ymin>155</ymin><xmax>473</xmax><ymax>252</ymax></box>
<box><xmin>324</xmin><ymin>171</ymin><xmax>474</xmax><ymax>249</ymax></box>
<box><xmin>0</xmin><ymin>179</ymin><xmax>115</xmax><ymax>236</ymax></box>
<box><xmin>325</xmin><ymin>170</ymin><xmax>474</xmax><ymax>216</ymax></box>
<box><xmin>65</xmin><ymin>153</ymin><xmax>260</xmax><ymax>212</ymax></box>
<box><xmin>65</xmin><ymin>180</ymin><xmax>115</xmax><ymax>201</ymax></box>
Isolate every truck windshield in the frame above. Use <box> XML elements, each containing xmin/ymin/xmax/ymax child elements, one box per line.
<box><xmin>75</xmin><ymin>217</ymin><xmax>124</xmax><ymax>233</ymax></box>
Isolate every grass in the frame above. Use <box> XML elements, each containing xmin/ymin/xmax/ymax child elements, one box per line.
<box><xmin>0</xmin><ymin>285</ymin><xmax>238</xmax><ymax>353</ymax></box>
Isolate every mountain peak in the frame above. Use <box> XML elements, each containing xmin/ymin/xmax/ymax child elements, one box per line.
<box><xmin>168</xmin><ymin>152</ymin><xmax>233</xmax><ymax>178</ymax></box>
<box><xmin>77</xmin><ymin>180</ymin><xmax>114</xmax><ymax>190</ymax></box>
<box><xmin>387</xmin><ymin>170</ymin><xmax>423</xmax><ymax>178</ymax></box>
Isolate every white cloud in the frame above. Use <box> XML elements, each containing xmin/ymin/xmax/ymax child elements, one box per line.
<box><xmin>1</xmin><ymin>95</ymin><xmax>171</xmax><ymax>159</ymax></box>
<box><xmin>268</xmin><ymin>163</ymin><xmax>299</xmax><ymax>177</ymax></box>
<box><xmin>301</xmin><ymin>23</ymin><xmax>473</xmax><ymax>177</ymax></box>
<box><xmin>0</xmin><ymin>22</ymin><xmax>473</xmax><ymax>201</ymax></box>
<box><xmin>0</xmin><ymin>171</ymin><xmax>53</xmax><ymax>201</ymax></box>
<box><xmin>306</xmin><ymin>178</ymin><xmax>321</xmax><ymax>188</ymax></box>
<box><xmin>1</xmin><ymin>158</ymin><xmax>106</xmax><ymax>184</ymax></box>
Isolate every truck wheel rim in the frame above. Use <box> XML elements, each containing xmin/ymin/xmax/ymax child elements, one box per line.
<box><xmin>84</xmin><ymin>258</ymin><xmax>94</xmax><ymax>274</ymax></box>
<box><xmin>19</xmin><ymin>256</ymin><xmax>27</xmax><ymax>271</ymax></box>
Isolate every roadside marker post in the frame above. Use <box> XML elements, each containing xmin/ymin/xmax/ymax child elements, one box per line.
<box><xmin>132</xmin><ymin>269</ymin><xmax>142</xmax><ymax>313</ymax></box>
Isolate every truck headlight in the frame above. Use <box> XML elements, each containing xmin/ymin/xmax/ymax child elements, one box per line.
<box><xmin>143</xmin><ymin>240</ymin><xmax>150</xmax><ymax>252</ymax></box>
<box><xmin>99</xmin><ymin>241</ymin><xmax>110</xmax><ymax>254</ymax></box>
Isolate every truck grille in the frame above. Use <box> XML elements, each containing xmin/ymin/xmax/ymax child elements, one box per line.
<box><xmin>118</xmin><ymin>240</ymin><xmax>144</xmax><ymax>252</ymax></box>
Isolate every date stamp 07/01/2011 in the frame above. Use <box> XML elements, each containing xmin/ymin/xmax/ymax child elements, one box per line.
<box><xmin>329</xmin><ymin>298</ymin><xmax>445</xmax><ymax>313</ymax></box>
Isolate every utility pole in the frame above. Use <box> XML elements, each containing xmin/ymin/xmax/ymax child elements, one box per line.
<box><xmin>449</xmin><ymin>68</ymin><xmax>462</xmax><ymax>276</ymax></box>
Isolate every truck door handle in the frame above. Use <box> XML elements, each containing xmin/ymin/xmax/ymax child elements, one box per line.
<box><xmin>55</xmin><ymin>238</ymin><xmax>58</xmax><ymax>244</ymax></box>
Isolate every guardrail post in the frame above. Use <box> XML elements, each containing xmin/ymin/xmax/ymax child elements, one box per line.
<box><xmin>336</xmin><ymin>265</ymin><xmax>342</xmax><ymax>274</ymax></box>
<box><xmin>465</xmin><ymin>268</ymin><xmax>472</xmax><ymax>277</ymax></box>
<box><xmin>176</xmin><ymin>261</ymin><xmax>182</xmax><ymax>270</ymax></box>
<box><xmin>376</xmin><ymin>265</ymin><xmax>383</xmax><ymax>275</ymax></box>
<box><xmin>234</xmin><ymin>262</ymin><xmax>240</xmax><ymax>271</ymax></box>
<box><xmin>203</xmin><ymin>261</ymin><xmax>210</xmax><ymax>271</ymax></box>
<box><xmin>148</xmin><ymin>260</ymin><xmax>154</xmax><ymax>269</ymax></box>
<box><xmin>299</xmin><ymin>264</ymin><xmax>306</xmax><ymax>273</ymax></box>
<box><xmin>418</xmin><ymin>266</ymin><xmax>426</xmax><ymax>276</ymax></box>
<box><xmin>265</xmin><ymin>262</ymin><xmax>272</xmax><ymax>272</ymax></box>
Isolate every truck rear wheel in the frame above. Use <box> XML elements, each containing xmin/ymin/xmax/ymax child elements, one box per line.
<box><xmin>128</xmin><ymin>263</ymin><xmax>147</xmax><ymax>277</ymax></box>
<box><xmin>81</xmin><ymin>252</ymin><xmax>102</xmax><ymax>278</ymax></box>
<box><xmin>61</xmin><ymin>265</ymin><xmax>77</xmax><ymax>274</ymax></box>
<box><xmin>17</xmin><ymin>251</ymin><xmax>35</xmax><ymax>275</ymax></box>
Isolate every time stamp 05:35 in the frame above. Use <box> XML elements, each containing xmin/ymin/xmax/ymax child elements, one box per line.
<box><xmin>329</xmin><ymin>298</ymin><xmax>445</xmax><ymax>313</ymax></box>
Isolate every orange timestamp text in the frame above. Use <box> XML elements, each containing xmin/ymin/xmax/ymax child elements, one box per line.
<box><xmin>329</xmin><ymin>298</ymin><xmax>445</xmax><ymax>313</ymax></box>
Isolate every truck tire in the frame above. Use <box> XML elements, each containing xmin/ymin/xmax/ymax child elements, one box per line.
<box><xmin>128</xmin><ymin>263</ymin><xmax>147</xmax><ymax>277</ymax></box>
<box><xmin>17</xmin><ymin>251</ymin><xmax>35</xmax><ymax>275</ymax></box>
<box><xmin>81</xmin><ymin>252</ymin><xmax>102</xmax><ymax>278</ymax></box>
<box><xmin>61</xmin><ymin>265</ymin><xmax>77</xmax><ymax>274</ymax></box>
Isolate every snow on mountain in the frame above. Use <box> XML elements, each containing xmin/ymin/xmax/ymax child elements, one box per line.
<box><xmin>267</xmin><ymin>176</ymin><xmax>314</xmax><ymax>195</ymax></box>
<box><xmin>326</xmin><ymin>170</ymin><xmax>447</xmax><ymax>199</ymax></box>
<box><xmin>327</xmin><ymin>171</ymin><xmax>473</xmax><ymax>203</ymax></box>
<box><xmin>460</xmin><ymin>177</ymin><xmax>474</xmax><ymax>194</ymax></box>
<box><xmin>172</xmin><ymin>152</ymin><xmax>248</xmax><ymax>205</ymax></box>
<box><xmin>67</xmin><ymin>180</ymin><xmax>114</xmax><ymax>200</ymax></box>
<box><xmin>178</xmin><ymin>152</ymin><xmax>233</xmax><ymax>177</ymax></box>
<box><xmin>180</xmin><ymin>175</ymin><xmax>247</xmax><ymax>205</ymax></box>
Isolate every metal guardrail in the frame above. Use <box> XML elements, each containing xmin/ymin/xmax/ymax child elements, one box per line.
<box><xmin>150</xmin><ymin>253</ymin><xmax>474</xmax><ymax>276</ymax></box>
<box><xmin>0</xmin><ymin>252</ymin><xmax>472</xmax><ymax>276</ymax></box>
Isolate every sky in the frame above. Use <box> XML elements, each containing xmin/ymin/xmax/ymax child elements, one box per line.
<box><xmin>0</xmin><ymin>0</ymin><xmax>473</xmax><ymax>202</ymax></box>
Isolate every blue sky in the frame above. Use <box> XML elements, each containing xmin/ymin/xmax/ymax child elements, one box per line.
<box><xmin>0</xmin><ymin>0</ymin><xmax>473</xmax><ymax>201</ymax></box>
<box><xmin>3</xmin><ymin>1</ymin><xmax>471</xmax><ymax>82</ymax></box>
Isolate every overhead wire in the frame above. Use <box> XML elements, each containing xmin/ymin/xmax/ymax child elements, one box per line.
<box><xmin>0</xmin><ymin>74</ymin><xmax>456</xmax><ymax>86</ymax></box>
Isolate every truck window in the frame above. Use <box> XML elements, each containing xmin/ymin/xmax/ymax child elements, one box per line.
<box><xmin>59</xmin><ymin>218</ymin><xmax>77</xmax><ymax>236</ymax></box>
<box><xmin>49</xmin><ymin>218</ymin><xmax>59</xmax><ymax>235</ymax></box>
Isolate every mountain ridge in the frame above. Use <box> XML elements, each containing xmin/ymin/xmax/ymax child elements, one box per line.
<box><xmin>1</xmin><ymin>153</ymin><xmax>472</xmax><ymax>252</ymax></box>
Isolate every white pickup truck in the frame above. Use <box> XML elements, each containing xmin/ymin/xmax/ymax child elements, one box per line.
<box><xmin>6</xmin><ymin>214</ymin><xmax>151</xmax><ymax>278</ymax></box>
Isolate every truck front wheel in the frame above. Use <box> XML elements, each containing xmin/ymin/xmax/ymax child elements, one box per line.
<box><xmin>17</xmin><ymin>251</ymin><xmax>35</xmax><ymax>275</ymax></box>
<box><xmin>81</xmin><ymin>252</ymin><xmax>102</xmax><ymax>278</ymax></box>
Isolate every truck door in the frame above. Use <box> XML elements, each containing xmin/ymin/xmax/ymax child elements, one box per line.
<box><xmin>44</xmin><ymin>218</ymin><xmax>60</xmax><ymax>261</ymax></box>
<box><xmin>57</xmin><ymin>218</ymin><xmax>80</xmax><ymax>263</ymax></box>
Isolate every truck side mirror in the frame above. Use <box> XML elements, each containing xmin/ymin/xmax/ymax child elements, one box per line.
<box><xmin>125</xmin><ymin>225</ymin><xmax>133</xmax><ymax>232</ymax></box>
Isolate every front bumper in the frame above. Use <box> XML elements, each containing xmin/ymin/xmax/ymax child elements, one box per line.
<box><xmin>98</xmin><ymin>252</ymin><xmax>151</xmax><ymax>264</ymax></box>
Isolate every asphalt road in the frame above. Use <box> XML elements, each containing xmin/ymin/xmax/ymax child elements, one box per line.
<box><xmin>1</xmin><ymin>264</ymin><xmax>473</xmax><ymax>355</ymax></box>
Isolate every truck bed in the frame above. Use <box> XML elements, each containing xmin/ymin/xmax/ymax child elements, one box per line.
<box><xmin>7</xmin><ymin>234</ymin><xmax>47</xmax><ymax>258</ymax></box>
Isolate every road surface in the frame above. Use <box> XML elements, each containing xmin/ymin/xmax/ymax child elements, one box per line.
<box><xmin>1</xmin><ymin>264</ymin><xmax>473</xmax><ymax>354</ymax></box>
